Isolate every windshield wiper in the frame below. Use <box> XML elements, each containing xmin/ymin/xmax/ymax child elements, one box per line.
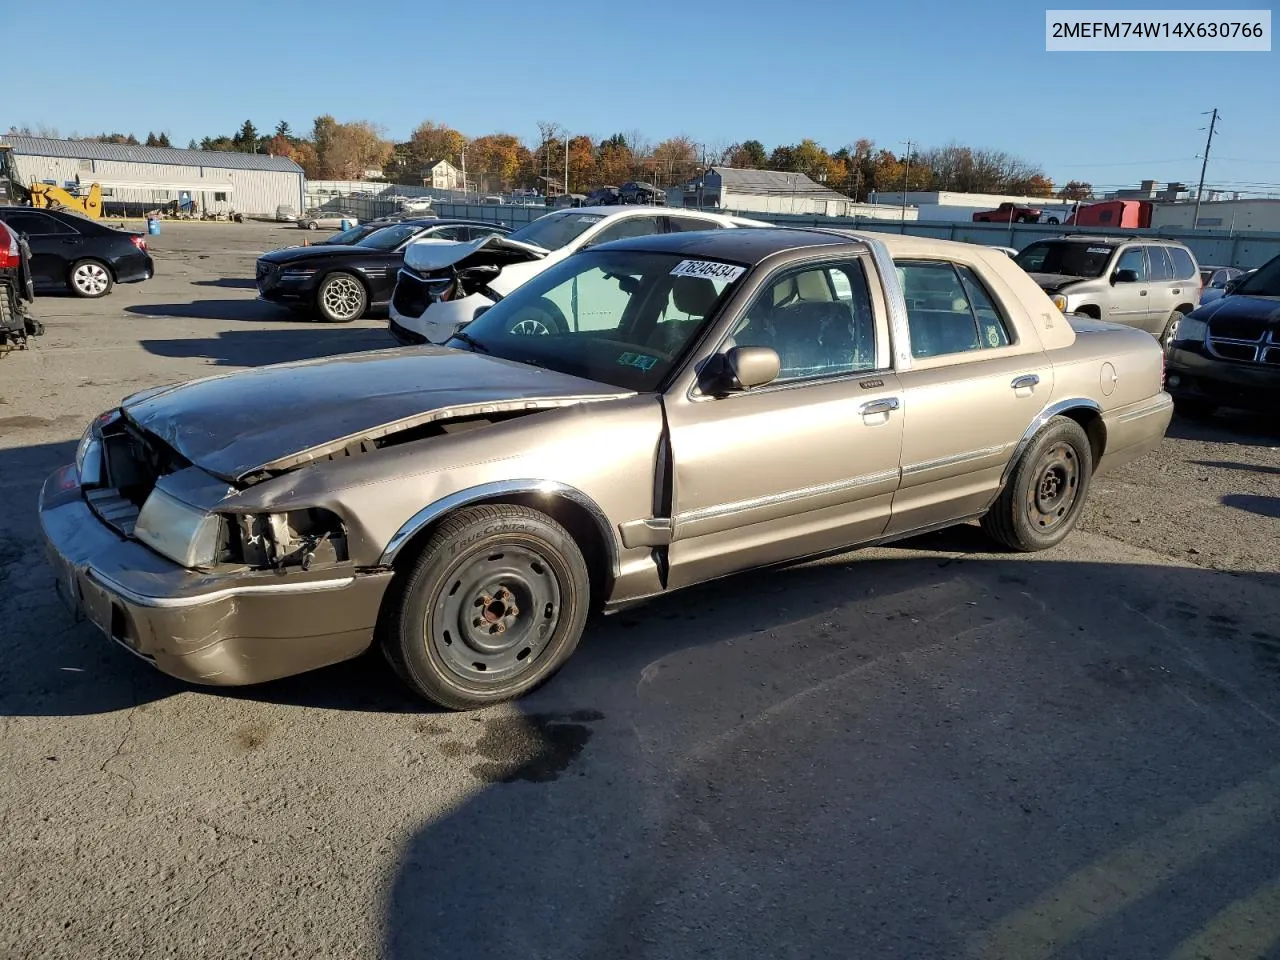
<box><xmin>451</xmin><ymin>330</ymin><xmax>491</xmax><ymax>354</ymax></box>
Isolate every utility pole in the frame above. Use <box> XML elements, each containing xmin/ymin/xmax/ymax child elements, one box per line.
<box><xmin>564</xmin><ymin>133</ymin><xmax>570</xmax><ymax>196</ymax></box>
<box><xmin>901</xmin><ymin>140</ymin><xmax>914</xmax><ymax>222</ymax></box>
<box><xmin>1193</xmin><ymin>108</ymin><xmax>1219</xmax><ymax>229</ymax></box>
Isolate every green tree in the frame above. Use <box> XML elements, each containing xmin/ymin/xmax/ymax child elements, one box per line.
<box><xmin>275</xmin><ymin>120</ymin><xmax>293</xmax><ymax>140</ymax></box>
<box><xmin>234</xmin><ymin>120</ymin><xmax>259</xmax><ymax>152</ymax></box>
<box><xmin>726</xmin><ymin>140</ymin><xmax>767</xmax><ymax>168</ymax></box>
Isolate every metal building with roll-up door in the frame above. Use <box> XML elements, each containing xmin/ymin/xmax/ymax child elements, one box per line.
<box><xmin>0</xmin><ymin>136</ymin><xmax>305</xmax><ymax>217</ymax></box>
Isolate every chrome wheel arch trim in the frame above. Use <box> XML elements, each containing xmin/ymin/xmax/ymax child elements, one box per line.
<box><xmin>998</xmin><ymin>397</ymin><xmax>1104</xmax><ymax>488</ymax></box>
<box><xmin>378</xmin><ymin>479</ymin><xmax>618</xmax><ymax>573</ymax></box>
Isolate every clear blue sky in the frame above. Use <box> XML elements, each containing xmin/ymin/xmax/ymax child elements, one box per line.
<box><xmin>8</xmin><ymin>0</ymin><xmax>1279</xmax><ymax>195</ymax></box>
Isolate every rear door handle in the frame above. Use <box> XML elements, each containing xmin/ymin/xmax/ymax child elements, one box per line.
<box><xmin>859</xmin><ymin>397</ymin><xmax>900</xmax><ymax>416</ymax></box>
<box><xmin>1011</xmin><ymin>374</ymin><xmax>1040</xmax><ymax>390</ymax></box>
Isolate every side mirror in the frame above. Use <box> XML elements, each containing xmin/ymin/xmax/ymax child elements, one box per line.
<box><xmin>1112</xmin><ymin>268</ymin><xmax>1139</xmax><ymax>284</ymax></box>
<box><xmin>716</xmin><ymin>346</ymin><xmax>780</xmax><ymax>391</ymax></box>
<box><xmin>1222</xmin><ymin>278</ymin><xmax>1239</xmax><ymax>296</ymax></box>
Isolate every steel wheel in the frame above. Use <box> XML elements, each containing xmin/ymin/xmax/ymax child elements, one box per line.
<box><xmin>1026</xmin><ymin>441</ymin><xmax>1079</xmax><ymax>531</ymax></box>
<box><xmin>317</xmin><ymin>273</ymin><xmax>366</xmax><ymax>322</ymax></box>
<box><xmin>381</xmin><ymin>504</ymin><xmax>591</xmax><ymax>710</ymax></box>
<box><xmin>70</xmin><ymin>260</ymin><xmax>112</xmax><ymax>298</ymax></box>
<box><xmin>431</xmin><ymin>544</ymin><xmax>562</xmax><ymax>684</ymax></box>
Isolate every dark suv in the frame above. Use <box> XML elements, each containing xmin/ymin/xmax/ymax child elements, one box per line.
<box><xmin>0</xmin><ymin>218</ymin><xmax>41</xmax><ymax>351</ymax></box>
<box><xmin>1164</xmin><ymin>252</ymin><xmax>1280</xmax><ymax>418</ymax></box>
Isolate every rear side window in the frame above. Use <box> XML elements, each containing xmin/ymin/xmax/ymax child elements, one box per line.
<box><xmin>896</xmin><ymin>260</ymin><xmax>1013</xmax><ymax>359</ymax></box>
<box><xmin>666</xmin><ymin>215</ymin><xmax>723</xmax><ymax>233</ymax></box>
<box><xmin>1146</xmin><ymin>246</ymin><xmax>1173</xmax><ymax>281</ymax></box>
<box><xmin>1168</xmin><ymin>246</ymin><xmax>1197</xmax><ymax>280</ymax></box>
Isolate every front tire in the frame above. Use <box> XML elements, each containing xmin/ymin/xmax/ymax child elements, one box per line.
<box><xmin>380</xmin><ymin>505</ymin><xmax>591</xmax><ymax>710</ymax></box>
<box><xmin>68</xmin><ymin>259</ymin><xmax>113</xmax><ymax>298</ymax></box>
<box><xmin>981</xmin><ymin>416</ymin><xmax>1093</xmax><ymax>551</ymax></box>
<box><xmin>315</xmin><ymin>272</ymin><xmax>367</xmax><ymax>322</ymax></box>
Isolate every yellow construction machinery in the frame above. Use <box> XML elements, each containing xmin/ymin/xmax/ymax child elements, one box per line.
<box><xmin>0</xmin><ymin>144</ymin><xmax>104</xmax><ymax>218</ymax></box>
<box><xmin>28</xmin><ymin>181</ymin><xmax>104</xmax><ymax>218</ymax></box>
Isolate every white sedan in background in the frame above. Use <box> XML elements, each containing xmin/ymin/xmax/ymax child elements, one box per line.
<box><xmin>387</xmin><ymin>205</ymin><xmax>769</xmax><ymax>345</ymax></box>
<box><xmin>297</xmin><ymin>211</ymin><xmax>360</xmax><ymax>231</ymax></box>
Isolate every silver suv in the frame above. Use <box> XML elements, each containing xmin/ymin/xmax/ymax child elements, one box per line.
<box><xmin>1014</xmin><ymin>235</ymin><xmax>1201</xmax><ymax>346</ymax></box>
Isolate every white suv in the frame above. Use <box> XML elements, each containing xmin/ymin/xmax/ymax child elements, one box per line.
<box><xmin>388</xmin><ymin>205</ymin><xmax>769</xmax><ymax>345</ymax></box>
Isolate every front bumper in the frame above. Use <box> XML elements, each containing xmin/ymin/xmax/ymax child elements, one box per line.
<box><xmin>39</xmin><ymin>465</ymin><xmax>393</xmax><ymax>686</ymax></box>
<box><xmin>1165</xmin><ymin>342</ymin><xmax>1280</xmax><ymax>414</ymax></box>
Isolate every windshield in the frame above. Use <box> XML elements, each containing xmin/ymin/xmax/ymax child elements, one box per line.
<box><xmin>505</xmin><ymin>211</ymin><xmax>604</xmax><ymax>251</ymax></box>
<box><xmin>1015</xmin><ymin>241</ymin><xmax>1115</xmax><ymax>278</ymax></box>
<box><xmin>355</xmin><ymin>223</ymin><xmax>425</xmax><ymax>251</ymax></box>
<box><xmin>325</xmin><ymin>224</ymin><xmax>372</xmax><ymax>245</ymax></box>
<box><xmin>445</xmin><ymin>249</ymin><xmax>748</xmax><ymax>391</ymax></box>
<box><xmin>1234</xmin><ymin>255</ymin><xmax>1280</xmax><ymax>297</ymax></box>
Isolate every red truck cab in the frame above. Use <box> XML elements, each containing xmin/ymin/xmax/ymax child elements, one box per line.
<box><xmin>973</xmin><ymin>202</ymin><xmax>1046</xmax><ymax>224</ymax></box>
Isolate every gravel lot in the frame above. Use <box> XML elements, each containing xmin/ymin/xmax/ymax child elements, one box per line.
<box><xmin>2</xmin><ymin>222</ymin><xmax>1278</xmax><ymax>959</ymax></box>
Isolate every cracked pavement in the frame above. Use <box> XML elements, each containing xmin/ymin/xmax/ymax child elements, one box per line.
<box><xmin>2</xmin><ymin>223</ymin><xmax>1279</xmax><ymax>959</ymax></box>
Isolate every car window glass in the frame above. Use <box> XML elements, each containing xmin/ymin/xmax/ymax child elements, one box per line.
<box><xmin>896</xmin><ymin>260</ymin><xmax>1011</xmax><ymax>358</ymax></box>
<box><xmin>666</xmin><ymin>216</ymin><xmax>723</xmax><ymax>233</ymax></box>
<box><xmin>590</xmin><ymin>216</ymin><xmax>663</xmax><ymax>245</ymax></box>
<box><xmin>1115</xmin><ymin>247</ymin><xmax>1147</xmax><ymax>281</ymax></box>
<box><xmin>425</xmin><ymin>226</ymin><xmax>469</xmax><ymax>242</ymax></box>
<box><xmin>728</xmin><ymin>262</ymin><xmax>877</xmax><ymax>381</ymax></box>
<box><xmin>1169</xmin><ymin>246</ymin><xmax>1197</xmax><ymax>280</ymax></box>
<box><xmin>540</xmin><ymin>264</ymin><xmax>642</xmax><ymax>332</ymax></box>
<box><xmin>2</xmin><ymin>211</ymin><xmax>71</xmax><ymax>235</ymax></box>
<box><xmin>1146</xmin><ymin>246</ymin><xmax>1173</xmax><ymax>281</ymax></box>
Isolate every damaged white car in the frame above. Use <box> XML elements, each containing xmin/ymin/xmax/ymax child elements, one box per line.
<box><xmin>387</xmin><ymin>205</ymin><xmax>767</xmax><ymax>344</ymax></box>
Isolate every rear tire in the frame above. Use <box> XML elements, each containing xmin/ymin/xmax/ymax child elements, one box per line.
<box><xmin>1159</xmin><ymin>309</ymin><xmax>1184</xmax><ymax>349</ymax></box>
<box><xmin>981</xmin><ymin>416</ymin><xmax>1093</xmax><ymax>552</ymax></box>
<box><xmin>68</xmin><ymin>259</ymin><xmax>113</xmax><ymax>298</ymax></box>
<box><xmin>315</xmin><ymin>272</ymin><xmax>367</xmax><ymax>322</ymax></box>
<box><xmin>380</xmin><ymin>504</ymin><xmax>590</xmax><ymax>710</ymax></box>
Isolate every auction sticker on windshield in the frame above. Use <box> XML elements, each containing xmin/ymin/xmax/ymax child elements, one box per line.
<box><xmin>670</xmin><ymin>260</ymin><xmax>747</xmax><ymax>282</ymax></box>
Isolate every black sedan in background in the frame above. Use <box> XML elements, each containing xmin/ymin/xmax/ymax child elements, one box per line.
<box><xmin>255</xmin><ymin>219</ymin><xmax>511</xmax><ymax>322</ymax></box>
<box><xmin>1166</xmin><ymin>252</ymin><xmax>1280</xmax><ymax>418</ymax></box>
<box><xmin>0</xmin><ymin>206</ymin><xmax>153</xmax><ymax>298</ymax></box>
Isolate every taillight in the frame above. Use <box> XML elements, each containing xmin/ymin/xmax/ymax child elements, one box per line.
<box><xmin>130</xmin><ymin>235</ymin><xmax>147</xmax><ymax>251</ymax></box>
<box><xmin>0</xmin><ymin>226</ymin><xmax>18</xmax><ymax>269</ymax></box>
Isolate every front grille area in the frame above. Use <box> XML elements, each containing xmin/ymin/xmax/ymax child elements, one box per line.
<box><xmin>85</xmin><ymin>421</ymin><xmax>189</xmax><ymax>534</ymax></box>
<box><xmin>1207</xmin><ymin>319</ymin><xmax>1279</xmax><ymax>365</ymax></box>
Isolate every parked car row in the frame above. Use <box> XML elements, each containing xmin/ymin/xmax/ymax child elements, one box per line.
<box><xmin>0</xmin><ymin>205</ymin><xmax>154</xmax><ymax>299</ymax></box>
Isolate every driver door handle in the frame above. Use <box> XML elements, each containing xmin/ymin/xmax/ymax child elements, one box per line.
<box><xmin>859</xmin><ymin>397</ymin><xmax>900</xmax><ymax>416</ymax></box>
<box><xmin>1011</xmin><ymin>374</ymin><xmax>1040</xmax><ymax>390</ymax></box>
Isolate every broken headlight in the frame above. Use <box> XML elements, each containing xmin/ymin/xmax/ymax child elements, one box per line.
<box><xmin>75</xmin><ymin>409</ymin><xmax>120</xmax><ymax>487</ymax></box>
<box><xmin>226</xmin><ymin>509</ymin><xmax>349</xmax><ymax>571</ymax></box>
<box><xmin>135</xmin><ymin>487</ymin><xmax>225</xmax><ymax>568</ymax></box>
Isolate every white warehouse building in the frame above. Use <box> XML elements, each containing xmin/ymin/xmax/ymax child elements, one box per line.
<box><xmin>1</xmin><ymin>136</ymin><xmax>305</xmax><ymax>217</ymax></box>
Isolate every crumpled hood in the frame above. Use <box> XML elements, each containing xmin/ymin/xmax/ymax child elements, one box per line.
<box><xmin>121</xmin><ymin>347</ymin><xmax>632</xmax><ymax>482</ymax></box>
<box><xmin>1027</xmin><ymin>272</ymin><xmax>1087</xmax><ymax>293</ymax></box>
<box><xmin>402</xmin><ymin>234</ymin><xmax>548</xmax><ymax>273</ymax></box>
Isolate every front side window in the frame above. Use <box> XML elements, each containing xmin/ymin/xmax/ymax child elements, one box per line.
<box><xmin>667</xmin><ymin>216</ymin><xmax>723</xmax><ymax>233</ymax></box>
<box><xmin>896</xmin><ymin>260</ymin><xmax>1012</xmax><ymax>359</ymax></box>
<box><xmin>1115</xmin><ymin>247</ymin><xmax>1147</xmax><ymax>281</ymax></box>
<box><xmin>1236</xmin><ymin>255</ymin><xmax>1280</xmax><ymax>297</ymax></box>
<box><xmin>445</xmin><ymin>250</ymin><xmax>748</xmax><ymax>390</ymax></box>
<box><xmin>726</xmin><ymin>262</ymin><xmax>878</xmax><ymax>381</ymax></box>
<box><xmin>0</xmin><ymin>211</ymin><xmax>72</xmax><ymax>235</ymax></box>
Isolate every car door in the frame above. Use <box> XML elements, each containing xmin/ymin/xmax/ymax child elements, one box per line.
<box><xmin>662</xmin><ymin>253</ymin><xmax>904</xmax><ymax>590</ymax></box>
<box><xmin>1142</xmin><ymin>244</ymin><xmax>1177</xmax><ymax>332</ymax></box>
<box><xmin>883</xmin><ymin>255</ymin><xmax>1053</xmax><ymax>537</ymax></box>
<box><xmin>1106</xmin><ymin>245</ymin><xmax>1151</xmax><ymax>328</ymax></box>
<box><xmin>0</xmin><ymin>210</ymin><xmax>78</xmax><ymax>286</ymax></box>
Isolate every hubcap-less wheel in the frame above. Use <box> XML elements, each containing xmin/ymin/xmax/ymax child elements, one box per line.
<box><xmin>72</xmin><ymin>262</ymin><xmax>110</xmax><ymax>296</ymax></box>
<box><xmin>1027</xmin><ymin>441</ymin><xmax>1079</xmax><ymax>530</ymax></box>
<box><xmin>431</xmin><ymin>544</ymin><xmax>562</xmax><ymax>684</ymax></box>
<box><xmin>321</xmin><ymin>276</ymin><xmax>364</xmax><ymax>320</ymax></box>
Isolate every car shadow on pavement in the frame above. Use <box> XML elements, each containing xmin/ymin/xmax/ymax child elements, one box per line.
<box><xmin>1221</xmin><ymin>493</ymin><xmax>1280</xmax><ymax>520</ymax></box>
<box><xmin>190</xmin><ymin>278</ymin><xmax>258</xmax><ymax>289</ymax></box>
<box><xmin>377</xmin><ymin>555</ymin><xmax>1280</xmax><ymax>960</ymax></box>
<box><xmin>126</xmin><ymin>299</ymin><xmax>292</xmax><ymax>322</ymax></box>
<box><xmin>1192</xmin><ymin>460</ymin><xmax>1280</xmax><ymax>477</ymax></box>
<box><xmin>1168</xmin><ymin>411</ymin><xmax>1280</xmax><ymax>446</ymax></box>
<box><xmin>139</xmin><ymin>328</ymin><xmax>397</xmax><ymax>367</ymax></box>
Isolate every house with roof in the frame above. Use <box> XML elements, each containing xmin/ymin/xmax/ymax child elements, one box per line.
<box><xmin>669</xmin><ymin>166</ymin><xmax>867</xmax><ymax>217</ymax></box>
<box><xmin>422</xmin><ymin>159</ymin><xmax>463</xmax><ymax>191</ymax></box>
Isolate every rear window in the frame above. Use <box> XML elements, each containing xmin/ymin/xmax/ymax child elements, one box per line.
<box><xmin>1014</xmin><ymin>241</ymin><xmax>1114</xmax><ymax>278</ymax></box>
<box><xmin>1168</xmin><ymin>246</ymin><xmax>1197</xmax><ymax>281</ymax></box>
